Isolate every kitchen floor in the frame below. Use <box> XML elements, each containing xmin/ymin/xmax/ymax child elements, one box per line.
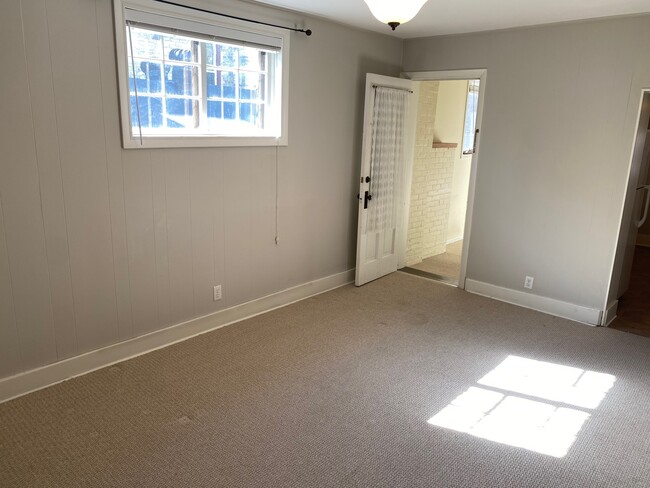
<box><xmin>407</xmin><ymin>240</ymin><xmax>462</xmax><ymax>284</ymax></box>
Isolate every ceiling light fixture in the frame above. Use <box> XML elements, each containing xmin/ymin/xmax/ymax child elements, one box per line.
<box><xmin>364</xmin><ymin>0</ymin><xmax>428</xmax><ymax>31</ymax></box>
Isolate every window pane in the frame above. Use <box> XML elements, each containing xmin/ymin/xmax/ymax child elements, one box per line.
<box><xmin>136</xmin><ymin>62</ymin><xmax>163</xmax><ymax>93</ymax></box>
<box><xmin>166</xmin><ymin>63</ymin><xmax>198</xmax><ymax>96</ymax></box>
<box><xmin>239</xmin><ymin>47</ymin><xmax>260</xmax><ymax>70</ymax></box>
<box><xmin>462</xmin><ymin>80</ymin><xmax>480</xmax><ymax>154</ymax></box>
<box><xmin>207</xmin><ymin>71</ymin><xmax>222</xmax><ymax>98</ymax></box>
<box><xmin>129</xmin><ymin>29</ymin><xmax>163</xmax><ymax>60</ymax></box>
<box><xmin>219</xmin><ymin>46</ymin><xmax>237</xmax><ymax>68</ymax></box>
<box><xmin>207</xmin><ymin>100</ymin><xmax>222</xmax><ymax>118</ymax></box>
<box><xmin>241</xmin><ymin>73</ymin><xmax>266</xmax><ymax>101</ymax></box>
<box><xmin>240</xmin><ymin>102</ymin><xmax>253</xmax><ymax>123</ymax></box>
<box><xmin>223</xmin><ymin>101</ymin><xmax>236</xmax><ymax>120</ymax></box>
<box><xmin>222</xmin><ymin>72</ymin><xmax>236</xmax><ymax>99</ymax></box>
<box><xmin>123</xmin><ymin>17</ymin><xmax>282</xmax><ymax>141</ymax></box>
<box><xmin>131</xmin><ymin>95</ymin><xmax>163</xmax><ymax>131</ymax></box>
<box><xmin>205</xmin><ymin>43</ymin><xmax>214</xmax><ymax>66</ymax></box>
<box><xmin>165</xmin><ymin>99</ymin><xmax>197</xmax><ymax>128</ymax></box>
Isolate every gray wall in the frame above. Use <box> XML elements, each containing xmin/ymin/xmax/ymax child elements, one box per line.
<box><xmin>404</xmin><ymin>15</ymin><xmax>650</xmax><ymax>312</ymax></box>
<box><xmin>0</xmin><ymin>0</ymin><xmax>402</xmax><ymax>379</ymax></box>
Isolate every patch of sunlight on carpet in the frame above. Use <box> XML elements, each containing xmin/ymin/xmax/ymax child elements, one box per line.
<box><xmin>427</xmin><ymin>356</ymin><xmax>615</xmax><ymax>458</ymax></box>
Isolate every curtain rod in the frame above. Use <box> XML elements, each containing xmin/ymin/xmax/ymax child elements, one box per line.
<box><xmin>372</xmin><ymin>84</ymin><xmax>413</xmax><ymax>94</ymax></box>
<box><xmin>153</xmin><ymin>0</ymin><xmax>312</xmax><ymax>36</ymax></box>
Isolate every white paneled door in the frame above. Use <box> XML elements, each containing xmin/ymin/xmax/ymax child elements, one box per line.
<box><xmin>355</xmin><ymin>74</ymin><xmax>414</xmax><ymax>286</ymax></box>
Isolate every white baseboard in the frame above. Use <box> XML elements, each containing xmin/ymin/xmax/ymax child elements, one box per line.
<box><xmin>603</xmin><ymin>300</ymin><xmax>619</xmax><ymax>326</ymax></box>
<box><xmin>465</xmin><ymin>279</ymin><xmax>602</xmax><ymax>326</ymax></box>
<box><xmin>0</xmin><ymin>269</ymin><xmax>355</xmax><ymax>404</ymax></box>
<box><xmin>446</xmin><ymin>236</ymin><xmax>463</xmax><ymax>246</ymax></box>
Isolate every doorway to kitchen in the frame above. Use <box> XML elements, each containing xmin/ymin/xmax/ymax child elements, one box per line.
<box><xmin>402</xmin><ymin>79</ymin><xmax>480</xmax><ymax>286</ymax></box>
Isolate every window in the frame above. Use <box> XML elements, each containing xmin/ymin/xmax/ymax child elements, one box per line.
<box><xmin>462</xmin><ymin>80</ymin><xmax>480</xmax><ymax>155</ymax></box>
<box><xmin>113</xmin><ymin>0</ymin><xmax>289</xmax><ymax>148</ymax></box>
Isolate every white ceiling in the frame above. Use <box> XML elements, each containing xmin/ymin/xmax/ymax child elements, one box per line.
<box><xmin>251</xmin><ymin>0</ymin><xmax>650</xmax><ymax>38</ymax></box>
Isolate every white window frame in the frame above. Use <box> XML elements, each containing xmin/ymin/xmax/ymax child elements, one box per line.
<box><xmin>113</xmin><ymin>0</ymin><xmax>290</xmax><ymax>149</ymax></box>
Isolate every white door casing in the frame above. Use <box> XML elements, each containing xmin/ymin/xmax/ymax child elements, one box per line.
<box><xmin>355</xmin><ymin>74</ymin><xmax>414</xmax><ymax>286</ymax></box>
<box><xmin>402</xmin><ymin>69</ymin><xmax>487</xmax><ymax>289</ymax></box>
<box><xmin>617</xmin><ymin>91</ymin><xmax>650</xmax><ymax>298</ymax></box>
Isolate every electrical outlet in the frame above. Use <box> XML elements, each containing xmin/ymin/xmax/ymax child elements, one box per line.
<box><xmin>213</xmin><ymin>285</ymin><xmax>222</xmax><ymax>301</ymax></box>
<box><xmin>524</xmin><ymin>276</ymin><xmax>534</xmax><ymax>290</ymax></box>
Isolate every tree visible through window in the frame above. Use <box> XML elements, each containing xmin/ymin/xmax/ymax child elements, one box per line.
<box><xmin>114</xmin><ymin>0</ymin><xmax>288</xmax><ymax>148</ymax></box>
<box><xmin>462</xmin><ymin>80</ymin><xmax>480</xmax><ymax>155</ymax></box>
<box><xmin>128</xmin><ymin>26</ymin><xmax>274</xmax><ymax>136</ymax></box>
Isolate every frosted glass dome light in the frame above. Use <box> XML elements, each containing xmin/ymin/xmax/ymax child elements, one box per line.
<box><xmin>364</xmin><ymin>0</ymin><xmax>428</xmax><ymax>30</ymax></box>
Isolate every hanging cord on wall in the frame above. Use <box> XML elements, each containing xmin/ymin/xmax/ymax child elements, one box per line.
<box><xmin>153</xmin><ymin>0</ymin><xmax>312</xmax><ymax>36</ymax></box>
<box><xmin>274</xmin><ymin>139</ymin><xmax>280</xmax><ymax>245</ymax></box>
<box><xmin>127</xmin><ymin>23</ymin><xmax>144</xmax><ymax>146</ymax></box>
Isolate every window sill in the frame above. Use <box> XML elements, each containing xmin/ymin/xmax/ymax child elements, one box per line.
<box><xmin>122</xmin><ymin>134</ymin><xmax>288</xmax><ymax>149</ymax></box>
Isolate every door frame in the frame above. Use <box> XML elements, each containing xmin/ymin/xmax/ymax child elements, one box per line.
<box><xmin>400</xmin><ymin>69</ymin><xmax>487</xmax><ymax>290</ymax></box>
<box><xmin>603</xmin><ymin>88</ymin><xmax>650</xmax><ymax>325</ymax></box>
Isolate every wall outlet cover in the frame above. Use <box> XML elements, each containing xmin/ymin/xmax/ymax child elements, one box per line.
<box><xmin>524</xmin><ymin>276</ymin><xmax>534</xmax><ymax>289</ymax></box>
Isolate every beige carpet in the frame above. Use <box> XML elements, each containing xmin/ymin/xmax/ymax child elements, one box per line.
<box><xmin>2</xmin><ymin>272</ymin><xmax>650</xmax><ymax>487</ymax></box>
<box><xmin>410</xmin><ymin>240</ymin><xmax>463</xmax><ymax>282</ymax></box>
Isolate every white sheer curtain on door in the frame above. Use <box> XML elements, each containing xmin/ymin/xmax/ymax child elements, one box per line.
<box><xmin>367</xmin><ymin>86</ymin><xmax>408</xmax><ymax>232</ymax></box>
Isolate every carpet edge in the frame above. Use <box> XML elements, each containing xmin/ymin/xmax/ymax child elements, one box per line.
<box><xmin>0</xmin><ymin>269</ymin><xmax>355</xmax><ymax>404</ymax></box>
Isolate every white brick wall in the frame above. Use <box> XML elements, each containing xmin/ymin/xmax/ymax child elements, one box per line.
<box><xmin>406</xmin><ymin>82</ymin><xmax>456</xmax><ymax>266</ymax></box>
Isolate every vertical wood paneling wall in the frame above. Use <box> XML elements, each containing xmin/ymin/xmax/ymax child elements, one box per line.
<box><xmin>0</xmin><ymin>0</ymin><xmax>403</xmax><ymax>380</ymax></box>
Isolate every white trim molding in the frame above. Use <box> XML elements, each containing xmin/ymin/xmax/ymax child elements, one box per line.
<box><xmin>401</xmin><ymin>69</ymin><xmax>487</xmax><ymax>291</ymax></box>
<box><xmin>403</xmin><ymin>69</ymin><xmax>487</xmax><ymax>81</ymax></box>
<box><xmin>465</xmin><ymin>279</ymin><xmax>602</xmax><ymax>326</ymax></box>
<box><xmin>603</xmin><ymin>300</ymin><xmax>619</xmax><ymax>326</ymax></box>
<box><xmin>0</xmin><ymin>269</ymin><xmax>354</xmax><ymax>404</ymax></box>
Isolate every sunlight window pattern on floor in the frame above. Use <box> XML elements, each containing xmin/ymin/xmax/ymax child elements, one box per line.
<box><xmin>427</xmin><ymin>356</ymin><xmax>615</xmax><ymax>458</ymax></box>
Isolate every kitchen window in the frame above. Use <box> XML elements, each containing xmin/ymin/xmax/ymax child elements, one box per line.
<box><xmin>462</xmin><ymin>80</ymin><xmax>480</xmax><ymax>155</ymax></box>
